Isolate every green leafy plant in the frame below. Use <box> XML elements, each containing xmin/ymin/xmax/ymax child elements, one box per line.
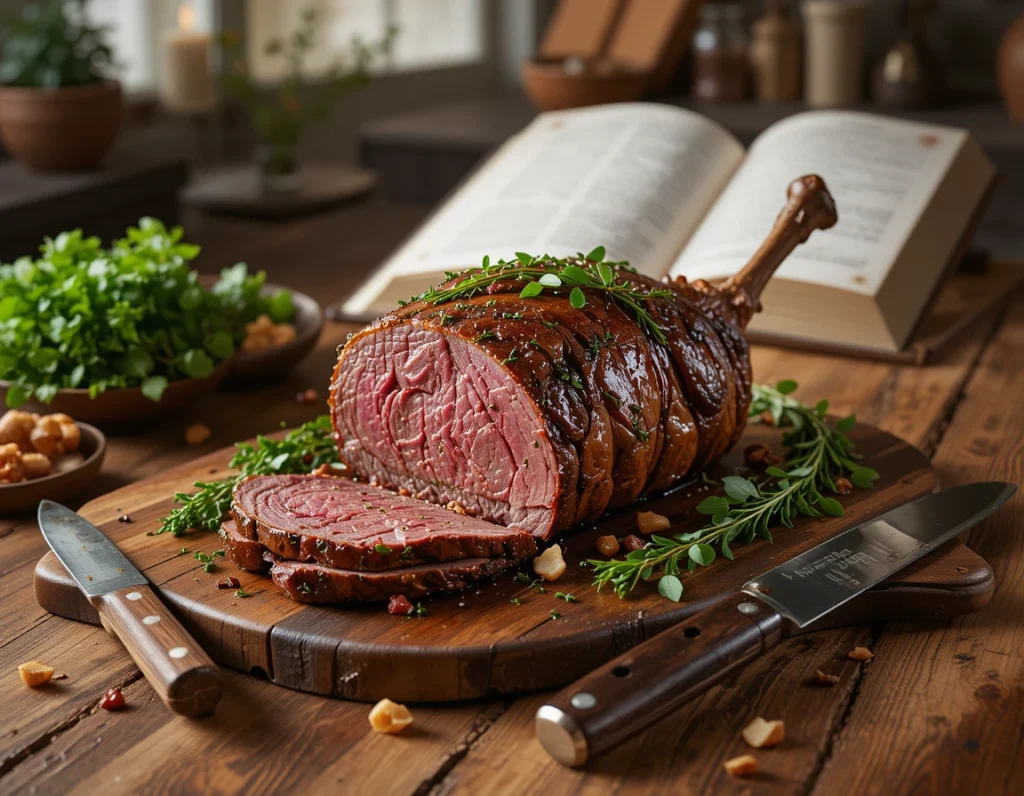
<box><xmin>412</xmin><ymin>247</ymin><xmax>675</xmax><ymax>344</ymax></box>
<box><xmin>158</xmin><ymin>415</ymin><xmax>341</xmax><ymax>536</ymax></box>
<box><xmin>218</xmin><ymin>7</ymin><xmax>396</xmax><ymax>176</ymax></box>
<box><xmin>0</xmin><ymin>219</ymin><xmax>293</xmax><ymax>407</ymax></box>
<box><xmin>0</xmin><ymin>0</ymin><xmax>114</xmax><ymax>88</ymax></box>
<box><xmin>590</xmin><ymin>381</ymin><xmax>880</xmax><ymax>600</ymax></box>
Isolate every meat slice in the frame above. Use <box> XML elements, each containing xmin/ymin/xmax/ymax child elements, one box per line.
<box><xmin>231</xmin><ymin>473</ymin><xmax>537</xmax><ymax>571</ymax></box>
<box><xmin>219</xmin><ymin>520</ymin><xmax>268</xmax><ymax>573</ymax></box>
<box><xmin>330</xmin><ymin>176</ymin><xmax>837</xmax><ymax>540</ymax></box>
<box><xmin>266</xmin><ymin>552</ymin><xmax>514</xmax><ymax>603</ymax></box>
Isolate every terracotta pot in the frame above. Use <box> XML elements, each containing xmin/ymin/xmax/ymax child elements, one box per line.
<box><xmin>0</xmin><ymin>80</ymin><xmax>123</xmax><ymax>171</ymax></box>
<box><xmin>998</xmin><ymin>13</ymin><xmax>1024</xmax><ymax>122</ymax></box>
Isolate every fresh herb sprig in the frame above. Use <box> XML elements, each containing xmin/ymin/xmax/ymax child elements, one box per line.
<box><xmin>590</xmin><ymin>381</ymin><xmax>880</xmax><ymax>600</ymax></box>
<box><xmin>158</xmin><ymin>415</ymin><xmax>340</xmax><ymax>536</ymax></box>
<box><xmin>411</xmin><ymin>247</ymin><xmax>675</xmax><ymax>344</ymax></box>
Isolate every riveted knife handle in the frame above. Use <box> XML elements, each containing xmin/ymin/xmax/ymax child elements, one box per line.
<box><xmin>94</xmin><ymin>584</ymin><xmax>222</xmax><ymax>717</ymax></box>
<box><xmin>536</xmin><ymin>593</ymin><xmax>785</xmax><ymax>767</ymax></box>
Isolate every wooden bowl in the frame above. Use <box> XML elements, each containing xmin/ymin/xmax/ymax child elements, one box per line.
<box><xmin>0</xmin><ymin>423</ymin><xmax>106</xmax><ymax>514</ymax></box>
<box><xmin>0</xmin><ymin>359</ymin><xmax>231</xmax><ymax>431</ymax></box>
<box><xmin>223</xmin><ymin>285</ymin><xmax>324</xmax><ymax>387</ymax></box>
<box><xmin>521</xmin><ymin>56</ymin><xmax>649</xmax><ymax>111</ymax></box>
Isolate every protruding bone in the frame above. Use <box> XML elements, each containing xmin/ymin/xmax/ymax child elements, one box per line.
<box><xmin>721</xmin><ymin>175</ymin><xmax>838</xmax><ymax>328</ymax></box>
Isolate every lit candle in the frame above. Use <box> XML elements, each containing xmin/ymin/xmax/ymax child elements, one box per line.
<box><xmin>160</xmin><ymin>3</ymin><xmax>215</xmax><ymax>113</ymax></box>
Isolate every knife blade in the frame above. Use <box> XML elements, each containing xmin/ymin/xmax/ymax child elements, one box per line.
<box><xmin>535</xmin><ymin>482</ymin><xmax>1015</xmax><ymax>767</ymax></box>
<box><xmin>38</xmin><ymin>500</ymin><xmax>222</xmax><ymax>717</ymax></box>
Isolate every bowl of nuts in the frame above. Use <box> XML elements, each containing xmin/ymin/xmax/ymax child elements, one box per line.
<box><xmin>0</xmin><ymin>410</ymin><xmax>106</xmax><ymax>514</ymax></box>
<box><xmin>223</xmin><ymin>285</ymin><xmax>323</xmax><ymax>386</ymax></box>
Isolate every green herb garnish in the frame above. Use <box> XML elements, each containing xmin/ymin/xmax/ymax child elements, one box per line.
<box><xmin>193</xmin><ymin>549</ymin><xmax>225</xmax><ymax>573</ymax></box>
<box><xmin>158</xmin><ymin>415</ymin><xmax>340</xmax><ymax>536</ymax></box>
<box><xmin>235</xmin><ymin>588</ymin><xmax>251</xmax><ymax>598</ymax></box>
<box><xmin>412</xmin><ymin>248</ymin><xmax>673</xmax><ymax>344</ymax></box>
<box><xmin>554</xmin><ymin>592</ymin><xmax>577</xmax><ymax>603</ymax></box>
<box><xmin>590</xmin><ymin>381</ymin><xmax>879</xmax><ymax>600</ymax></box>
<box><xmin>0</xmin><ymin>220</ymin><xmax>292</xmax><ymax>409</ymax></box>
<box><xmin>374</xmin><ymin>544</ymin><xmax>391</xmax><ymax>555</ymax></box>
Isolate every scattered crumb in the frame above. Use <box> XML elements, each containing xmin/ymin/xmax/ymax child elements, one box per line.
<box><xmin>742</xmin><ymin>717</ymin><xmax>785</xmax><ymax>749</ymax></box>
<box><xmin>724</xmin><ymin>754</ymin><xmax>757</xmax><ymax>778</ymax></box>
<box><xmin>533</xmin><ymin>545</ymin><xmax>566</xmax><ymax>581</ymax></box>
<box><xmin>814</xmin><ymin>669</ymin><xmax>841</xmax><ymax>686</ymax></box>
<box><xmin>834</xmin><ymin>477</ymin><xmax>853</xmax><ymax>495</ymax></box>
<box><xmin>848</xmin><ymin>646</ymin><xmax>873</xmax><ymax>661</ymax></box>
<box><xmin>185</xmin><ymin>423</ymin><xmax>212</xmax><ymax>446</ymax></box>
<box><xmin>445</xmin><ymin>500</ymin><xmax>467</xmax><ymax>515</ymax></box>
<box><xmin>623</xmin><ymin>534</ymin><xmax>647</xmax><ymax>552</ymax></box>
<box><xmin>18</xmin><ymin>661</ymin><xmax>54</xmax><ymax>687</ymax></box>
<box><xmin>368</xmin><ymin>698</ymin><xmax>413</xmax><ymax>734</ymax></box>
<box><xmin>636</xmin><ymin>510</ymin><xmax>670</xmax><ymax>535</ymax></box>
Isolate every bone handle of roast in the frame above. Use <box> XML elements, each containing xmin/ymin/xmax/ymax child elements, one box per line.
<box><xmin>721</xmin><ymin>174</ymin><xmax>838</xmax><ymax>328</ymax></box>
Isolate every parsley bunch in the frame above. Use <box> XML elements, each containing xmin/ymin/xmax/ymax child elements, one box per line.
<box><xmin>158</xmin><ymin>415</ymin><xmax>340</xmax><ymax>536</ymax></box>
<box><xmin>0</xmin><ymin>219</ymin><xmax>293</xmax><ymax>408</ymax></box>
<box><xmin>590</xmin><ymin>381</ymin><xmax>880</xmax><ymax>600</ymax></box>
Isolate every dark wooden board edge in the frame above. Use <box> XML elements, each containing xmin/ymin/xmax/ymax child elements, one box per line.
<box><xmin>34</xmin><ymin>539</ymin><xmax>994</xmax><ymax>701</ymax></box>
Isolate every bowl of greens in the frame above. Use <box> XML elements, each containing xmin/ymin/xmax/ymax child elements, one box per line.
<box><xmin>0</xmin><ymin>219</ymin><xmax>297</xmax><ymax>427</ymax></box>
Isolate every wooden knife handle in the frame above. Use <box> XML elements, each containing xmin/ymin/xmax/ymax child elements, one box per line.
<box><xmin>536</xmin><ymin>593</ymin><xmax>785</xmax><ymax>767</ymax></box>
<box><xmin>94</xmin><ymin>584</ymin><xmax>222</xmax><ymax>717</ymax></box>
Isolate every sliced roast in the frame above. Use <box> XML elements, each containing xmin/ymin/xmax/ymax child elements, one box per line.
<box><xmin>330</xmin><ymin>177</ymin><xmax>837</xmax><ymax>540</ymax></box>
<box><xmin>231</xmin><ymin>473</ymin><xmax>536</xmax><ymax>571</ymax></box>
<box><xmin>266</xmin><ymin>551</ymin><xmax>514</xmax><ymax>604</ymax></box>
<box><xmin>219</xmin><ymin>520</ymin><xmax>269</xmax><ymax>573</ymax></box>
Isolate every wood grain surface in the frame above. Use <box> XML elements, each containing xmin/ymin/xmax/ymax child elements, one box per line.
<box><xmin>0</xmin><ymin>201</ymin><xmax>1019</xmax><ymax>796</ymax></box>
<box><xmin>30</xmin><ymin>418</ymin><xmax>978</xmax><ymax>702</ymax></box>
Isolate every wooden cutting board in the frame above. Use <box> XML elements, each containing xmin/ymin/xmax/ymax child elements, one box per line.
<box><xmin>34</xmin><ymin>422</ymin><xmax>994</xmax><ymax>702</ymax></box>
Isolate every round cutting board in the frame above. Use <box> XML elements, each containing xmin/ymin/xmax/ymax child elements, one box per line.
<box><xmin>34</xmin><ymin>422</ymin><xmax>993</xmax><ymax>702</ymax></box>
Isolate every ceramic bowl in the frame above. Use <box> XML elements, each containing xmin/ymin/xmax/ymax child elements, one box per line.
<box><xmin>521</xmin><ymin>56</ymin><xmax>649</xmax><ymax>111</ymax></box>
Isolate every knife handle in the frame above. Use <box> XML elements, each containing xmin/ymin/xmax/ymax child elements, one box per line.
<box><xmin>94</xmin><ymin>584</ymin><xmax>222</xmax><ymax>717</ymax></box>
<box><xmin>536</xmin><ymin>592</ymin><xmax>785</xmax><ymax>767</ymax></box>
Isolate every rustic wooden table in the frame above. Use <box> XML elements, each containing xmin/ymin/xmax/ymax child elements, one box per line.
<box><xmin>1</xmin><ymin>201</ymin><xmax>1021</xmax><ymax>795</ymax></box>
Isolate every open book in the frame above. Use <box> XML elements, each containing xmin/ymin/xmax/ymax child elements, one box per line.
<box><xmin>344</xmin><ymin>103</ymin><xmax>996</xmax><ymax>354</ymax></box>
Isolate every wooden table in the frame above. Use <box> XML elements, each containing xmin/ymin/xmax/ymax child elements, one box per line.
<box><xmin>1</xmin><ymin>201</ymin><xmax>1022</xmax><ymax>795</ymax></box>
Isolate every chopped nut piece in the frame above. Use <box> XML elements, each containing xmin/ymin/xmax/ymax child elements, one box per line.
<box><xmin>18</xmin><ymin>661</ymin><xmax>54</xmax><ymax>687</ymax></box>
<box><xmin>744</xmin><ymin>443</ymin><xmax>781</xmax><ymax>465</ymax></box>
<box><xmin>834</xmin><ymin>477</ymin><xmax>854</xmax><ymax>495</ymax></box>
<box><xmin>636</xmin><ymin>510</ymin><xmax>670</xmax><ymax>535</ymax></box>
<box><xmin>848</xmin><ymin>646</ymin><xmax>874</xmax><ymax>661</ymax></box>
<box><xmin>596</xmin><ymin>535</ymin><xmax>620</xmax><ymax>556</ymax></box>
<box><xmin>533</xmin><ymin>545</ymin><xmax>566</xmax><ymax>581</ymax></box>
<box><xmin>185</xmin><ymin>423</ymin><xmax>212</xmax><ymax>446</ymax></box>
<box><xmin>445</xmin><ymin>500</ymin><xmax>467</xmax><ymax>515</ymax></box>
<box><xmin>368</xmin><ymin>698</ymin><xmax>413</xmax><ymax>734</ymax></box>
<box><xmin>623</xmin><ymin>534</ymin><xmax>647</xmax><ymax>552</ymax></box>
<box><xmin>815</xmin><ymin>669</ymin><xmax>841</xmax><ymax>686</ymax></box>
<box><xmin>742</xmin><ymin>717</ymin><xmax>785</xmax><ymax>749</ymax></box>
<box><xmin>723</xmin><ymin>754</ymin><xmax>758</xmax><ymax>778</ymax></box>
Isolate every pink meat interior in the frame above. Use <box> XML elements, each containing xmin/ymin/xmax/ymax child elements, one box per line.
<box><xmin>333</xmin><ymin>325</ymin><xmax>557</xmax><ymax>536</ymax></box>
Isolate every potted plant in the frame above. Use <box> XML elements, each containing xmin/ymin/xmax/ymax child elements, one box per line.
<box><xmin>0</xmin><ymin>0</ymin><xmax>121</xmax><ymax>171</ymax></box>
<box><xmin>219</xmin><ymin>7</ymin><xmax>395</xmax><ymax>194</ymax></box>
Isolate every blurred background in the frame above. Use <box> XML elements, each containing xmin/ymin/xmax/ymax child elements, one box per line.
<box><xmin>0</xmin><ymin>0</ymin><xmax>1022</xmax><ymax>265</ymax></box>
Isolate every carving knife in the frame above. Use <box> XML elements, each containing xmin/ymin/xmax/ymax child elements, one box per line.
<box><xmin>37</xmin><ymin>500</ymin><xmax>222</xmax><ymax>717</ymax></box>
<box><xmin>536</xmin><ymin>481</ymin><xmax>1016</xmax><ymax>767</ymax></box>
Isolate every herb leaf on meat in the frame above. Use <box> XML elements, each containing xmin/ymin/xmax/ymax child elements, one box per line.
<box><xmin>412</xmin><ymin>250</ymin><xmax>675</xmax><ymax>344</ymax></box>
<box><xmin>589</xmin><ymin>381</ymin><xmax>879</xmax><ymax>600</ymax></box>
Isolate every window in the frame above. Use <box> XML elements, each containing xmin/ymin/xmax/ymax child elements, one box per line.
<box><xmin>85</xmin><ymin>0</ymin><xmax>486</xmax><ymax>92</ymax></box>
<box><xmin>246</xmin><ymin>0</ymin><xmax>485</xmax><ymax>82</ymax></box>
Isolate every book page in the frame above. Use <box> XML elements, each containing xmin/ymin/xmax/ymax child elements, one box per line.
<box><xmin>669</xmin><ymin>111</ymin><xmax>967</xmax><ymax>295</ymax></box>
<box><xmin>343</xmin><ymin>103</ymin><xmax>744</xmax><ymax>315</ymax></box>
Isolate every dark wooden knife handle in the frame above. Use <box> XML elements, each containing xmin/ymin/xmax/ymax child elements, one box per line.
<box><xmin>94</xmin><ymin>584</ymin><xmax>222</xmax><ymax>717</ymax></box>
<box><xmin>536</xmin><ymin>592</ymin><xmax>785</xmax><ymax>767</ymax></box>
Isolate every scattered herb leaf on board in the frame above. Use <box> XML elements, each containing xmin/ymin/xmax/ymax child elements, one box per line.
<box><xmin>0</xmin><ymin>220</ymin><xmax>293</xmax><ymax>408</ymax></box>
<box><xmin>590</xmin><ymin>381</ymin><xmax>880</xmax><ymax>600</ymax></box>
<box><xmin>158</xmin><ymin>415</ymin><xmax>339</xmax><ymax>536</ymax></box>
<box><xmin>409</xmin><ymin>249</ymin><xmax>675</xmax><ymax>344</ymax></box>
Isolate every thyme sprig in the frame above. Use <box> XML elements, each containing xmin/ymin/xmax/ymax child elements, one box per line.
<box><xmin>412</xmin><ymin>247</ymin><xmax>675</xmax><ymax>344</ymax></box>
<box><xmin>158</xmin><ymin>415</ymin><xmax>341</xmax><ymax>536</ymax></box>
<box><xmin>590</xmin><ymin>381</ymin><xmax>880</xmax><ymax>600</ymax></box>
